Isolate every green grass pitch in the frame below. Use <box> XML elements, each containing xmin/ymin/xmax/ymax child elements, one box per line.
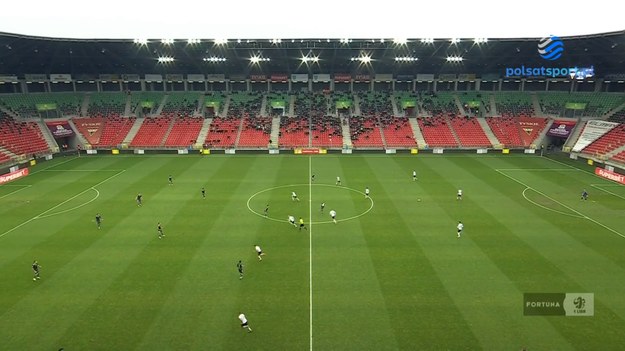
<box><xmin>1</xmin><ymin>153</ymin><xmax>624</xmax><ymax>350</ymax></box>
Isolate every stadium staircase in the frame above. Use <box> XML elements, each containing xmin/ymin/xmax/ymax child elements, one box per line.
<box><xmin>233</xmin><ymin>118</ymin><xmax>245</xmax><ymax>146</ymax></box>
<box><xmin>409</xmin><ymin>118</ymin><xmax>427</xmax><ymax>147</ymax></box>
<box><xmin>288</xmin><ymin>95</ymin><xmax>295</xmax><ymax>117</ymax></box>
<box><xmin>531</xmin><ymin>94</ymin><xmax>544</xmax><ymax>117</ymax></box>
<box><xmin>124</xmin><ymin>94</ymin><xmax>133</xmax><ymax>116</ymax></box>
<box><xmin>353</xmin><ymin>94</ymin><xmax>362</xmax><ymax>116</ymax></box>
<box><xmin>67</xmin><ymin>119</ymin><xmax>90</xmax><ymax>147</ymax></box>
<box><xmin>563</xmin><ymin>120</ymin><xmax>585</xmax><ymax>150</ymax></box>
<box><xmin>220</xmin><ymin>96</ymin><xmax>231</xmax><ymax>117</ymax></box>
<box><xmin>0</xmin><ymin>105</ymin><xmax>19</xmax><ymax>119</ymax></box>
<box><xmin>195</xmin><ymin>118</ymin><xmax>213</xmax><ymax>148</ymax></box>
<box><xmin>489</xmin><ymin>95</ymin><xmax>497</xmax><ymax>116</ymax></box>
<box><xmin>260</xmin><ymin>95</ymin><xmax>268</xmax><ymax>117</ymax></box>
<box><xmin>36</xmin><ymin>119</ymin><xmax>60</xmax><ymax>152</ymax></box>
<box><xmin>476</xmin><ymin>118</ymin><xmax>501</xmax><ymax>147</ymax></box>
<box><xmin>0</xmin><ymin>145</ymin><xmax>19</xmax><ymax>161</ymax></box>
<box><xmin>80</xmin><ymin>94</ymin><xmax>90</xmax><ymax>116</ymax></box>
<box><xmin>154</xmin><ymin>95</ymin><xmax>167</xmax><ymax>116</ymax></box>
<box><xmin>603</xmin><ymin>102</ymin><xmax>625</xmax><ymax>120</ymax></box>
<box><xmin>122</xmin><ymin>117</ymin><xmax>145</xmax><ymax>145</ymax></box>
<box><xmin>606</xmin><ymin>143</ymin><xmax>625</xmax><ymax>160</ymax></box>
<box><xmin>391</xmin><ymin>94</ymin><xmax>401</xmax><ymax>116</ymax></box>
<box><xmin>454</xmin><ymin>95</ymin><xmax>467</xmax><ymax>116</ymax></box>
<box><xmin>159</xmin><ymin>117</ymin><xmax>177</xmax><ymax>146</ymax></box>
<box><xmin>532</xmin><ymin>120</ymin><xmax>553</xmax><ymax>148</ymax></box>
<box><xmin>270</xmin><ymin>117</ymin><xmax>281</xmax><ymax>147</ymax></box>
<box><xmin>341</xmin><ymin>118</ymin><xmax>352</xmax><ymax>149</ymax></box>
<box><xmin>196</xmin><ymin>95</ymin><xmax>206</xmax><ymax>117</ymax></box>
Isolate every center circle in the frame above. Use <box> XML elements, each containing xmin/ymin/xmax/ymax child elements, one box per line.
<box><xmin>246</xmin><ymin>183</ymin><xmax>374</xmax><ymax>224</ymax></box>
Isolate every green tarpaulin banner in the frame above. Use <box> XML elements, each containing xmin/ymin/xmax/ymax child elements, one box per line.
<box><xmin>36</xmin><ymin>103</ymin><xmax>57</xmax><ymax>111</ymax></box>
<box><xmin>336</xmin><ymin>100</ymin><xmax>352</xmax><ymax>109</ymax></box>
<box><xmin>141</xmin><ymin>101</ymin><xmax>155</xmax><ymax>108</ymax></box>
<box><xmin>271</xmin><ymin>100</ymin><xmax>286</xmax><ymax>109</ymax></box>
<box><xmin>565</xmin><ymin>102</ymin><xmax>587</xmax><ymax>110</ymax></box>
<box><xmin>401</xmin><ymin>99</ymin><xmax>417</xmax><ymax>109</ymax></box>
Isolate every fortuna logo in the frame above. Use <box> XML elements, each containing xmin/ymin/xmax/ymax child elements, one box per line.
<box><xmin>538</xmin><ymin>35</ymin><xmax>564</xmax><ymax>61</ymax></box>
<box><xmin>526</xmin><ymin>301</ymin><xmax>561</xmax><ymax>307</ymax></box>
<box><xmin>574</xmin><ymin>296</ymin><xmax>585</xmax><ymax>309</ymax></box>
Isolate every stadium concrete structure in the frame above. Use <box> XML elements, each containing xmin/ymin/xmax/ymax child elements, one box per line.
<box><xmin>1</xmin><ymin>31</ymin><xmax>625</xmax><ymax>170</ymax></box>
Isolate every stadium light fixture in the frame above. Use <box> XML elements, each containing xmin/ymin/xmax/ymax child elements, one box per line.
<box><xmin>446</xmin><ymin>56</ymin><xmax>464</xmax><ymax>62</ymax></box>
<box><xmin>395</xmin><ymin>56</ymin><xmax>418</xmax><ymax>62</ymax></box>
<box><xmin>203</xmin><ymin>57</ymin><xmax>227</xmax><ymax>62</ymax></box>
<box><xmin>187</xmin><ymin>39</ymin><xmax>200</xmax><ymax>44</ymax></box>
<box><xmin>393</xmin><ymin>38</ymin><xmax>408</xmax><ymax>45</ymax></box>
<box><xmin>214</xmin><ymin>39</ymin><xmax>228</xmax><ymax>45</ymax></box>
<box><xmin>133</xmin><ymin>38</ymin><xmax>148</xmax><ymax>45</ymax></box>
<box><xmin>340</xmin><ymin>38</ymin><xmax>350</xmax><ymax>44</ymax></box>
<box><xmin>301</xmin><ymin>54</ymin><xmax>320</xmax><ymax>63</ymax></box>
<box><xmin>250</xmin><ymin>55</ymin><xmax>270</xmax><ymax>64</ymax></box>
<box><xmin>161</xmin><ymin>39</ymin><xmax>174</xmax><ymax>44</ymax></box>
<box><xmin>380</xmin><ymin>39</ymin><xmax>385</xmax><ymax>43</ymax></box>
<box><xmin>271</xmin><ymin>39</ymin><xmax>282</xmax><ymax>44</ymax></box>
<box><xmin>450</xmin><ymin>38</ymin><xmax>460</xmax><ymax>44</ymax></box>
<box><xmin>420</xmin><ymin>38</ymin><xmax>434</xmax><ymax>44</ymax></box>
<box><xmin>473</xmin><ymin>38</ymin><xmax>488</xmax><ymax>44</ymax></box>
<box><xmin>351</xmin><ymin>54</ymin><xmax>371</xmax><ymax>64</ymax></box>
<box><xmin>157</xmin><ymin>56</ymin><xmax>175</xmax><ymax>63</ymax></box>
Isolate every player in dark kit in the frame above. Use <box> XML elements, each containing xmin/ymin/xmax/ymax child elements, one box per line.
<box><xmin>95</xmin><ymin>213</ymin><xmax>102</xmax><ymax>229</ymax></box>
<box><xmin>136</xmin><ymin>193</ymin><xmax>143</xmax><ymax>207</ymax></box>
<box><xmin>264</xmin><ymin>204</ymin><xmax>269</xmax><ymax>217</ymax></box>
<box><xmin>168</xmin><ymin>175</ymin><xmax>173</xmax><ymax>185</ymax></box>
<box><xmin>32</xmin><ymin>260</ymin><xmax>41</xmax><ymax>281</ymax></box>
<box><xmin>237</xmin><ymin>260</ymin><xmax>244</xmax><ymax>279</ymax></box>
<box><xmin>581</xmin><ymin>189</ymin><xmax>588</xmax><ymax>200</ymax></box>
<box><xmin>201</xmin><ymin>187</ymin><xmax>206</xmax><ymax>199</ymax></box>
<box><xmin>320</xmin><ymin>202</ymin><xmax>325</xmax><ymax>213</ymax></box>
<box><xmin>157</xmin><ymin>222</ymin><xmax>164</xmax><ymax>239</ymax></box>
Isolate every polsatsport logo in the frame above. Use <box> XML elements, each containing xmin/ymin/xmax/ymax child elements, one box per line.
<box><xmin>538</xmin><ymin>35</ymin><xmax>564</xmax><ymax>61</ymax></box>
<box><xmin>505</xmin><ymin>35</ymin><xmax>594</xmax><ymax>79</ymax></box>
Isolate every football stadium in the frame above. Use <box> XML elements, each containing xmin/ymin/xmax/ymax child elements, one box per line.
<box><xmin>1</xmin><ymin>2</ymin><xmax>625</xmax><ymax>350</ymax></box>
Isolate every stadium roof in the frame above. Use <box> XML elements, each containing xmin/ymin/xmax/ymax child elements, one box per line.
<box><xmin>1</xmin><ymin>32</ymin><xmax>624</xmax><ymax>78</ymax></box>
<box><xmin>1</xmin><ymin>1</ymin><xmax>624</xmax><ymax>78</ymax></box>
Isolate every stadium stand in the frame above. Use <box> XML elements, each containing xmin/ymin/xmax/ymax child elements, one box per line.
<box><xmin>485</xmin><ymin>117</ymin><xmax>524</xmax><ymax>147</ymax></box>
<box><xmin>129</xmin><ymin>116</ymin><xmax>172</xmax><ymax>147</ymax></box>
<box><xmin>87</xmin><ymin>92</ymin><xmax>127</xmax><ymax>117</ymax></box>
<box><xmin>607</xmin><ymin>110</ymin><xmax>625</xmax><ymax>124</ymax></box>
<box><xmin>311</xmin><ymin>116</ymin><xmax>343</xmax><ymax>148</ymax></box>
<box><xmin>350</xmin><ymin>116</ymin><xmax>384</xmax><ymax>148</ymax></box>
<box><xmin>237</xmin><ymin>116</ymin><xmax>272</xmax><ymax>147</ymax></box>
<box><xmin>538</xmin><ymin>92</ymin><xmax>624</xmax><ymax>117</ymax></box>
<box><xmin>379</xmin><ymin>116</ymin><xmax>417</xmax><ymax>147</ymax></box>
<box><xmin>418</xmin><ymin>116</ymin><xmax>459</xmax><ymax>147</ymax></box>
<box><xmin>0</xmin><ymin>93</ymin><xmax>82</xmax><ymax>118</ymax></box>
<box><xmin>358</xmin><ymin>91</ymin><xmax>393</xmax><ymax>116</ymax></box>
<box><xmin>0</xmin><ymin>115</ymin><xmax>50</xmax><ymax>156</ymax></box>
<box><xmin>161</xmin><ymin>93</ymin><xmax>200</xmax><ymax>116</ymax></box>
<box><xmin>458</xmin><ymin>91</ymin><xmax>490</xmax><ymax>115</ymax></box>
<box><xmin>228</xmin><ymin>91</ymin><xmax>263</xmax><ymax>117</ymax></box>
<box><xmin>494</xmin><ymin>92</ymin><xmax>534</xmax><ymax>117</ymax></box>
<box><xmin>420</xmin><ymin>91</ymin><xmax>459</xmax><ymax>116</ymax></box>
<box><xmin>279</xmin><ymin>117</ymin><xmax>309</xmax><ymax>148</ymax></box>
<box><xmin>449</xmin><ymin>116</ymin><xmax>492</xmax><ymax>147</ymax></box>
<box><xmin>580</xmin><ymin>123</ymin><xmax>625</xmax><ymax>156</ymax></box>
<box><xmin>204</xmin><ymin>117</ymin><xmax>240</xmax><ymax>148</ymax></box>
<box><xmin>163</xmin><ymin>116</ymin><xmax>204</xmax><ymax>147</ymax></box>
